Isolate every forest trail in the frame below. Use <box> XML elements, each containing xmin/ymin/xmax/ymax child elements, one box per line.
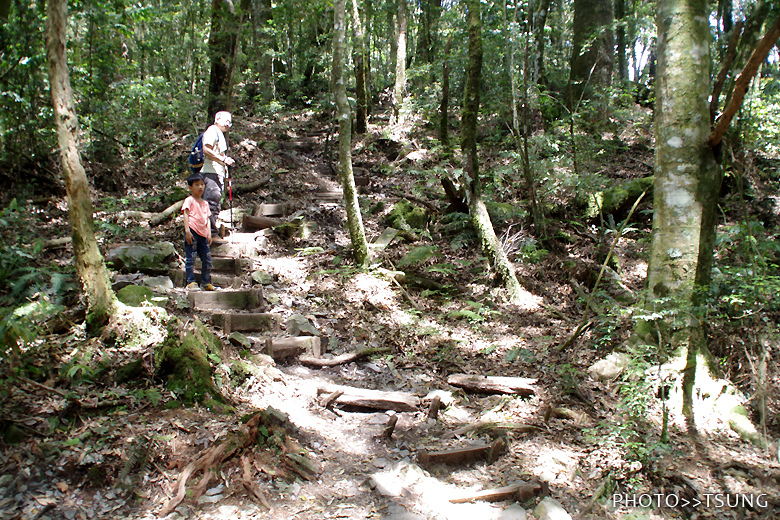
<box><xmin>3</xmin><ymin>113</ymin><xmax>780</xmax><ymax>520</ymax></box>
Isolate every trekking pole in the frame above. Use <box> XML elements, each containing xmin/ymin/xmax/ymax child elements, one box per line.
<box><xmin>228</xmin><ymin>168</ymin><xmax>233</xmax><ymax>244</ymax></box>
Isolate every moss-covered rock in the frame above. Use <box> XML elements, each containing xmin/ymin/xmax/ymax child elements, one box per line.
<box><xmin>587</xmin><ymin>176</ymin><xmax>654</xmax><ymax>219</ymax></box>
<box><xmin>386</xmin><ymin>199</ymin><xmax>429</xmax><ymax>231</ymax></box>
<box><xmin>154</xmin><ymin>319</ymin><xmax>225</xmax><ymax>406</ymax></box>
<box><xmin>117</xmin><ymin>285</ymin><xmax>155</xmax><ymax>307</ymax></box>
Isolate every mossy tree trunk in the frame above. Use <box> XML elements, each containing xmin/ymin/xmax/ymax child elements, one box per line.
<box><xmin>393</xmin><ymin>0</ymin><xmax>408</xmax><ymax>124</ymax></box>
<box><xmin>461</xmin><ymin>0</ymin><xmax>525</xmax><ymax>305</ymax></box>
<box><xmin>352</xmin><ymin>0</ymin><xmax>368</xmax><ymax>134</ymax></box>
<box><xmin>569</xmin><ymin>0</ymin><xmax>614</xmax><ymax>111</ymax></box>
<box><xmin>643</xmin><ymin>0</ymin><xmax>720</xmax><ymax>421</ymax></box>
<box><xmin>334</xmin><ymin>0</ymin><xmax>370</xmax><ymax>268</ymax></box>
<box><xmin>207</xmin><ymin>0</ymin><xmax>240</xmax><ymax>117</ymax></box>
<box><xmin>45</xmin><ymin>0</ymin><xmax>117</xmax><ymax>328</ymax></box>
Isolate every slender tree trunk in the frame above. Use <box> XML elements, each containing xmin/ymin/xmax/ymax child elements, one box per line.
<box><xmin>45</xmin><ymin>0</ymin><xmax>116</xmax><ymax>328</ymax></box>
<box><xmin>644</xmin><ymin>0</ymin><xmax>720</xmax><ymax>421</ymax></box>
<box><xmin>253</xmin><ymin>0</ymin><xmax>274</xmax><ymax>104</ymax></box>
<box><xmin>462</xmin><ymin>0</ymin><xmax>525</xmax><ymax>304</ymax></box>
<box><xmin>393</xmin><ymin>0</ymin><xmax>407</xmax><ymax>124</ymax></box>
<box><xmin>615</xmin><ymin>0</ymin><xmax>628</xmax><ymax>83</ymax></box>
<box><xmin>534</xmin><ymin>0</ymin><xmax>551</xmax><ymax>85</ymax></box>
<box><xmin>440</xmin><ymin>35</ymin><xmax>452</xmax><ymax>148</ymax></box>
<box><xmin>352</xmin><ymin>0</ymin><xmax>368</xmax><ymax>134</ymax></box>
<box><xmin>334</xmin><ymin>0</ymin><xmax>370</xmax><ymax>267</ymax></box>
<box><xmin>207</xmin><ymin>0</ymin><xmax>240</xmax><ymax>118</ymax></box>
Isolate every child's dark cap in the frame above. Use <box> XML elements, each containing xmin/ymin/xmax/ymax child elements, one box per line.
<box><xmin>187</xmin><ymin>173</ymin><xmax>205</xmax><ymax>186</ymax></box>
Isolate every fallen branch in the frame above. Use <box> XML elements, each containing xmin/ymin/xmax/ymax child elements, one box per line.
<box><xmin>234</xmin><ymin>174</ymin><xmax>272</xmax><ymax>195</ymax></box>
<box><xmin>299</xmin><ymin>347</ymin><xmax>390</xmax><ymax>368</ymax></box>
<box><xmin>150</xmin><ymin>200</ymin><xmax>184</xmax><ymax>227</ymax></box>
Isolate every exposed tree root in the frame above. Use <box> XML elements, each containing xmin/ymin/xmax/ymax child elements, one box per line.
<box><xmin>160</xmin><ymin>412</ymin><xmax>264</xmax><ymax>516</ymax></box>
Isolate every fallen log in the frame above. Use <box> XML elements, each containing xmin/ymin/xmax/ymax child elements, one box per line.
<box><xmin>447</xmin><ymin>374</ymin><xmax>537</xmax><ymax>397</ymax></box>
<box><xmin>243</xmin><ymin>214</ymin><xmax>284</xmax><ymax>231</ymax></box>
<box><xmin>233</xmin><ymin>174</ymin><xmax>272</xmax><ymax>194</ymax></box>
<box><xmin>316</xmin><ymin>383</ymin><xmax>420</xmax><ymax>412</ymax></box>
<box><xmin>150</xmin><ymin>200</ymin><xmax>184</xmax><ymax>227</ymax></box>
<box><xmin>298</xmin><ymin>347</ymin><xmax>390</xmax><ymax>368</ymax></box>
<box><xmin>418</xmin><ymin>437</ymin><xmax>507</xmax><ymax>466</ymax></box>
<box><xmin>449</xmin><ymin>482</ymin><xmax>542</xmax><ymax>504</ymax></box>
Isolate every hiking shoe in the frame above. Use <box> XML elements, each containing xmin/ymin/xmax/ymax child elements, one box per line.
<box><xmin>186</xmin><ymin>282</ymin><xmax>200</xmax><ymax>291</ymax></box>
<box><xmin>202</xmin><ymin>283</ymin><xmax>218</xmax><ymax>291</ymax></box>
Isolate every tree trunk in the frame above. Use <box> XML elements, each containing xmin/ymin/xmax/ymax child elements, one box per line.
<box><xmin>461</xmin><ymin>0</ymin><xmax>525</xmax><ymax>305</ymax></box>
<box><xmin>207</xmin><ymin>0</ymin><xmax>241</xmax><ymax>118</ymax></box>
<box><xmin>352</xmin><ymin>0</ymin><xmax>368</xmax><ymax>134</ymax></box>
<box><xmin>393</xmin><ymin>0</ymin><xmax>408</xmax><ymax>124</ymax></box>
<box><xmin>569</xmin><ymin>0</ymin><xmax>614</xmax><ymax>110</ymax></box>
<box><xmin>644</xmin><ymin>0</ymin><xmax>720</xmax><ymax>421</ymax></box>
<box><xmin>439</xmin><ymin>35</ymin><xmax>452</xmax><ymax>148</ymax></box>
<box><xmin>533</xmin><ymin>0</ymin><xmax>551</xmax><ymax>85</ymax></box>
<box><xmin>333</xmin><ymin>0</ymin><xmax>370</xmax><ymax>267</ymax></box>
<box><xmin>45</xmin><ymin>0</ymin><xmax>117</xmax><ymax>328</ymax></box>
<box><xmin>252</xmin><ymin>0</ymin><xmax>274</xmax><ymax>105</ymax></box>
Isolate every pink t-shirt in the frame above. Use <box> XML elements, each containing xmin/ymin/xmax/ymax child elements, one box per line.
<box><xmin>182</xmin><ymin>196</ymin><xmax>211</xmax><ymax>238</ymax></box>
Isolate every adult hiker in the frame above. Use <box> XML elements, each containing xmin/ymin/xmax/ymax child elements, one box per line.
<box><xmin>201</xmin><ymin>111</ymin><xmax>235</xmax><ymax>238</ymax></box>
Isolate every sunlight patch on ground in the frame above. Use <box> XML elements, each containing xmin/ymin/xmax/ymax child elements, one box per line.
<box><xmin>344</xmin><ymin>272</ymin><xmax>399</xmax><ymax>310</ymax></box>
<box><xmin>512</xmin><ymin>286</ymin><xmax>544</xmax><ymax>310</ymax></box>
<box><xmin>255</xmin><ymin>257</ymin><xmax>311</xmax><ymax>291</ymax></box>
<box><xmin>530</xmin><ymin>444</ymin><xmax>583</xmax><ymax>485</ymax></box>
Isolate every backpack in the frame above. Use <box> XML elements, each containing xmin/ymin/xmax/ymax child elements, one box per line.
<box><xmin>188</xmin><ymin>133</ymin><xmax>205</xmax><ymax>174</ymax></box>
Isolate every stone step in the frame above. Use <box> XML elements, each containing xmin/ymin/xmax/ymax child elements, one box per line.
<box><xmin>212</xmin><ymin>312</ymin><xmax>282</xmax><ymax>335</ymax></box>
<box><xmin>169</xmin><ymin>269</ymin><xmax>242</xmax><ymax>289</ymax></box>
<box><xmin>188</xmin><ymin>288</ymin><xmax>264</xmax><ymax>311</ymax></box>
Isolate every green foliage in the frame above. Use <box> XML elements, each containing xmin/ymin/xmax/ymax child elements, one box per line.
<box><xmin>445</xmin><ymin>300</ymin><xmax>500</xmax><ymax>324</ymax></box>
<box><xmin>439</xmin><ymin>212</ymin><xmax>476</xmax><ymax>251</ymax></box>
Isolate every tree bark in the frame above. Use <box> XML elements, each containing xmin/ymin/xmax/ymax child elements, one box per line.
<box><xmin>569</xmin><ymin>0</ymin><xmax>614</xmax><ymax>110</ymax></box>
<box><xmin>461</xmin><ymin>0</ymin><xmax>525</xmax><ymax>305</ymax></box>
<box><xmin>644</xmin><ymin>0</ymin><xmax>721</xmax><ymax>421</ymax></box>
<box><xmin>439</xmin><ymin>35</ymin><xmax>452</xmax><ymax>148</ymax></box>
<box><xmin>393</xmin><ymin>0</ymin><xmax>408</xmax><ymax>124</ymax></box>
<box><xmin>207</xmin><ymin>0</ymin><xmax>241</xmax><ymax>118</ymax></box>
<box><xmin>333</xmin><ymin>0</ymin><xmax>370</xmax><ymax>267</ymax></box>
<box><xmin>45</xmin><ymin>0</ymin><xmax>117</xmax><ymax>328</ymax></box>
<box><xmin>352</xmin><ymin>0</ymin><xmax>368</xmax><ymax>134</ymax></box>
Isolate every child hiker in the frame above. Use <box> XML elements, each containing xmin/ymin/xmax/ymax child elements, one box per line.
<box><xmin>182</xmin><ymin>173</ymin><xmax>217</xmax><ymax>291</ymax></box>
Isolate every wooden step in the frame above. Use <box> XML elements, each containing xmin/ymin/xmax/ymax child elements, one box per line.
<box><xmin>193</xmin><ymin>256</ymin><xmax>242</xmax><ymax>275</ymax></box>
<box><xmin>254</xmin><ymin>203</ymin><xmax>290</xmax><ymax>217</ymax></box>
<box><xmin>210</xmin><ymin>234</ymin><xmax>270</xmax><ymax>259</ymax></box>
<box><xmin>212</xmin><ymin>312</ymin><xmax>281</xmax><ymax>335</ymax></box>
<box><xmin>169</xmin><ymin>269</ymin><xmax>242</xmax><ymax>289</ymax></box>
<box><xmin>188</xmin><ymin>288</ymin><xmax>264</xmax><ymax>311</ymax></box>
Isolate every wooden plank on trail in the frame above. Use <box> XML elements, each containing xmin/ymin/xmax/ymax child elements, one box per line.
<box><xmin>417</xmin><ymin>437</ymin><xmax>506</xmax><ymax>466</ymax></box>
<box><xmin>370</xmin><ymin>228</ymin><xmax>399</xmax><ymax>250</ymax></box>
<box><xmin>243</xmin><ymin>214</ymin><xmax>284</xmax><ymax>231</ymax></box>
<box><xmin>447</xmin><ymin>374</ymin><xmax>537</xmax><ymax>397</ymax></box>
<box><xmin>254</xmin><ymin>203</ymin><xmax>289</xmax><ymax>217</ymax></box>
<box><xmin>316</xmin><ymin>383</ymin><xmax>420</xmax><ymax>412</ymax></box>
<box><xmin>314</xmin><ymin>191</ymin><xmax>343</xmax><ymax>202</ymax></box>
<box><xmin>449</xmin><ymin>482</ymin><xmax>542</xmax><ymax>504</ymax></box>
